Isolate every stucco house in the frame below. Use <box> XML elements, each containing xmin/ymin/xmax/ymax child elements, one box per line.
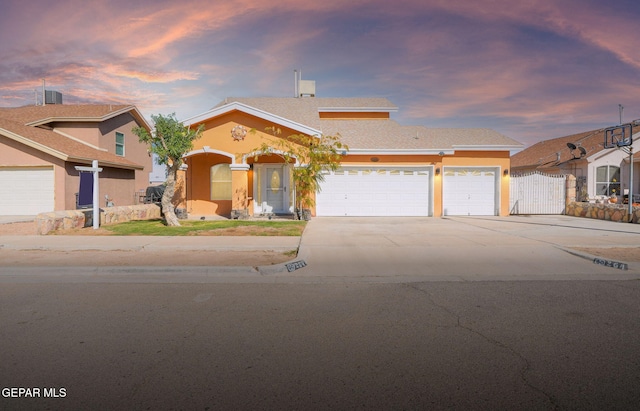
<box><xmin>511</xmin><ymin>125</ymin><xmax>640</xmax><ymax>202</ymax></box>
<box><xmin>0</xmin><ymin>103</ymin><xmax>153</xmax><ymax>215</ymax></box>
<box><xmin>179</xmin><ymin>96</ymin><xmax>522</xmax><ymax>218</ymax></box>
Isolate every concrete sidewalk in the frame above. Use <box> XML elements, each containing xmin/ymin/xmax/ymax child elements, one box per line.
<box><xmin>0</xmin><ymin>235</ymin><xmax>300</xmax><ymax>252</ymax></box>
<box><xmin>2</xmin><ymin>215</ymin><xmax>640</xmax><ymax>281</ymax></box>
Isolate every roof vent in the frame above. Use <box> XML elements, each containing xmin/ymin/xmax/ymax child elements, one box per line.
<box><xmin>293</xmin><ymin>70</ymin><xmax>315</xmax><ymax>97</ymax></box>
<box><xmin>45</xmin><ymin>90</ymin><xmax>63</xmax><ymax>105</ymax></box>
<box><xmin>298</xmin><ymin>80</ymin><xmax>316</xmax><ymax>97</ymax></box>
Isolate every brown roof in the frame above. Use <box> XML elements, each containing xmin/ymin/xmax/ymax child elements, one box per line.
<box><xmin>0</xmin><ymin>105</ymin><xmax>147</xmax><ymax>169</ymax></box>
<box><xmin>511</xmin><ymin>128</ymin><xmax>608</xmax><ymax>169</ymax></box>
<box><xmin>219</xmin><ymin>97</ymin><xmax>522</xmax><ymax>151</ymax></box>
<box><xmin>0</xmin><ymin>104</ymin><xmax>149</xmax><ymax>128</ymax></box>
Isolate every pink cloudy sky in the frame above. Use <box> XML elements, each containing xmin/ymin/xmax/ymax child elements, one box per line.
<box><xmin>1</xmin><ymin>0</ymin><xmax>638</xmax><ymax>146</ymax></box>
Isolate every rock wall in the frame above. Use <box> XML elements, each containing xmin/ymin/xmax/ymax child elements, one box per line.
<box><xmin>566</xmin><ymin>202</ymin><xmax>640</xmax><ymax>224</ymax></box>
<box><xmin>36</xmin><ymin>204</ymin><xmax>162</xmax><ymax>235</ymax></box>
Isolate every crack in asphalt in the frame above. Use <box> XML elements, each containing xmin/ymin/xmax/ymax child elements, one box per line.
<box><xmin>404</xmin><ymin>283</ymin><xmax>559</xmax><ymax>409</ymax></box>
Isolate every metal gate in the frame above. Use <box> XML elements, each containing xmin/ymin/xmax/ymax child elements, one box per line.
<box><xmin>510</xmin><ymin>171</ymin><xmax>566</xmax><ymax>214</ymax></box>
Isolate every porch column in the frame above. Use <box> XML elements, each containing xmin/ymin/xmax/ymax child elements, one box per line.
<box><xmin>230</xmin><ymin>164</ymin><xmax>251</xmax><ymax>219</ymax></box>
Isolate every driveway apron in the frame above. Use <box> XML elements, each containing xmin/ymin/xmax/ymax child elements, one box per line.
<box><xmin>294</xmin><ymin>216</ymin><xmax>640</xmax><ymax>281</ymax></box>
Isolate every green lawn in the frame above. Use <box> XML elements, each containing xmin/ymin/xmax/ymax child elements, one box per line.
<box><xmin>102</xmin><ymin>219</ymin><xmax>306</xmax><ymax>236</ymax></box>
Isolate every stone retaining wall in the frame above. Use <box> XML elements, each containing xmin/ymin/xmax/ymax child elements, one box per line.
<box><xmin>36</xmin><ymin>204</ymin><xmax>162</xmax><ymax>235</ymax></box>
<box><xmin>566</xmin><ymin>202</ymin><xmax>640</xmax><ymax>224</ymax></box>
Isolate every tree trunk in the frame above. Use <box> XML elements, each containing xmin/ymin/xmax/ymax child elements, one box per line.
<box><xmin>162</xmin><ymin>165</ymin><xmax>181</xmax><ymax>226</ymax></box>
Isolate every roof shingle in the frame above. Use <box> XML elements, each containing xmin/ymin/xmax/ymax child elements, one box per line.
<box><xmin>219</xmin><ymin>97</ymin><xmax>522</xmax><ymax>151</ymax></box>
<box><xmin>0</xmin><ymin>105</ymin><xmax>145</xmax><ymax>169</ymax></box>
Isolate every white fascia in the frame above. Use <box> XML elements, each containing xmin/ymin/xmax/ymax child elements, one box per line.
<box><xmin>451</xmin><ymin>145</ymin><xmax>524</xmax><ymax>151</ymax></box>
<box><xmin>182</xmin><ymin>102</ymin><xmax>322</xmax><ymax>137</ymax></box>
<box><xmin>26</xmin><ymin>106</ymin><xmax>146</xmax><ymax>128</ymax></box>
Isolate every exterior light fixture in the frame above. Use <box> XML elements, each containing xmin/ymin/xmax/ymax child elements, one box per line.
<box><xmin>503</xmin><ymin>169</ymin><xmax>509</xmax><ymax>176</ymax></box>
<box><xmin>435</xmin><ymin>167</ymin><xmax>441</xmax><ymax>175</ymax></box>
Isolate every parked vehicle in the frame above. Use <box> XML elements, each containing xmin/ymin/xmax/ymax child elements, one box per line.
<box><xmin>143</xmin><ymin>185</ymin><xmax>165</xmax><ymax>205</ymax></box>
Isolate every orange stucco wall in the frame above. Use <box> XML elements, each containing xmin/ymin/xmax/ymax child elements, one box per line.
<box><xmin>184</xmin><ymin>153</ymin><xmax>233</xmax><ymax>215</ymax></box>
<box><xmin>183</xmin><ymin>113</ymin><xmax>297</xmax><ymax>216</ymax></box>
<box><xmin>318</xmin><ymin>112</ymin><xmax>390</xmax><ymax>120</ymax></box>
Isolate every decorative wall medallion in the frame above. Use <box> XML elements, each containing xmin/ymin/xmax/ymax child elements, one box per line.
<box><xmin>231</xmin><ymin>125</ymin><xmax>247</xmax><ymax>141</ymax></box>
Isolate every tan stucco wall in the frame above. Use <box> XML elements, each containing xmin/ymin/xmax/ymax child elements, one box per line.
<box><xmin>54</xmin><ymin>113</ymin><xmax>152</xmax><ymax>195</ymax></box>
<box><xmin>0</xmin><ymin>134</ymin><xmax>67</xmax><ymax>210</ymax></box>
<box><xmin>64</xmin><ymin>163</ymin><xmax>137</xmax><ymax>210</ymax></box>
<box><xmin>52</xmin><ymin>123</ymin><xmax>101</xmax><ymax>146</ymax></box>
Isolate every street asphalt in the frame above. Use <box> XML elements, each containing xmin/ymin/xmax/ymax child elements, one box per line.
<box><xmin>1</xmin><ymin>215</ymin><xmax>640</xmax><ymax>410</ymax></box>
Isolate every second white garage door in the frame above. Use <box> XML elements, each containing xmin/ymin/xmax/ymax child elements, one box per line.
<box><xmin>442</xmin><ymin>168</ymin><xmax>498</xmax><ymax>216</ymax></box>
<box><xmin>316</xmin><ymin>167</ymin><xmax>431</xmax><ymax>216</ymax></box>
<box><xmin>0</xmin><ymin>166</ymin><xmax>55</xmax><ymax>215</ymax></box>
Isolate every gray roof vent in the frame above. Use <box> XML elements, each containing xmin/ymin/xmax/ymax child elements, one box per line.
<box><xmin>45</xmin><ymin>90</ymin><xmax>63</xmax><ymax>105</ymax></box>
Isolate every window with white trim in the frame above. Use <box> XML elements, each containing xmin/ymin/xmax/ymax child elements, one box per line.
<box><xmin>115</xmin><ymin>132</ymin><xmax>125</xmax><ymax>156</ymax></box>
<box><xmin>210</xmin><ymin>164</ymin><xmax>232</xmax><ymax>200</ymax></box>
<box><xmin>596</xmin><ymin>165</ymin><xmax>620</xmax><ymax>196</ymax></box>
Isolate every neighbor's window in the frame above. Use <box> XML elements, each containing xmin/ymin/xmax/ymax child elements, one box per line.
<box><xmin>115</xmin><ymin>132</ymin><xmax>125</xmax><ymax>156</ymax></box>
<box><xmin>596</xmin><ymin>165</ymin><xmax>620</xmax><ymax>196</ymax></box>
<box><xmin>210</xmin><ymin>164</ymin><xmax>232</xmax><ymax>200</ymax></box>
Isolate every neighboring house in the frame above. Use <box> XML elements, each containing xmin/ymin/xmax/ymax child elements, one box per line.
<box><xmin>0</xmin><ymin>103</ymin><xmax>153</xmax><ymax>215</ymax></box>
<box><xmin>511</xmin><ymin>126</ymin><xmax>640</xmax><ymax>201</ymax></box>
<box><xmin>180</xmin><ymin>96</ymin><xmax>522</xmax><ymax>217</ymax></box>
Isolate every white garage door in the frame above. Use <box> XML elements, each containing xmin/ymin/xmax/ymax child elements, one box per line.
<box><xmin>442</xmin><ymin>168</ymin><xmax>497</xmax><ymax>216</ymax></box>
<box><xmin>0</xmin><ymin>167</ymin><xmax>55</xmax><ymax>215</ymax></box>
<box><xmin>316</xmin><ymin>167</ymin><xmax>431</xmax><ymax>216</ymax></box>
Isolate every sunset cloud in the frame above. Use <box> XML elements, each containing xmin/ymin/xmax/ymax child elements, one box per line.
<box><xmin>0</xmin><ymin>0</ymin><xmax>638</xmax><ymax>146</ymax></box>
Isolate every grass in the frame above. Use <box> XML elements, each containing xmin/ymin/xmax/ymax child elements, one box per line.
<box><xmin>101</xmin><ymin>219</ymin><xmax>306</xmax><ymax>236</ymax></box>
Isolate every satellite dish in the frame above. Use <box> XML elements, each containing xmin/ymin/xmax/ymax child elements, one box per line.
<box><xmin>567</xmin><ymin>142</ymin><xmax>577</xmax><ymax>150</ymax></box>
<box><xmin>578</xmin><ymin>146</ymin><xmax>587</xmax><ymax>157</ymax></box>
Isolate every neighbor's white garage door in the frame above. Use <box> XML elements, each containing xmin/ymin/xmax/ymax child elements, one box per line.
<box><xmin>442</xmin><ymin>168</ymin><xmax>497</xmax><ymax>216</ymax></box>
<box><xmin>0</xmin><ymin>167</ymin><xmax>55</xmax><ymax>215</ymax></box>
<box><xmin>316</xmin><ymin>167</ymin><xmax>430</xmax><ymax>216</ymax></box>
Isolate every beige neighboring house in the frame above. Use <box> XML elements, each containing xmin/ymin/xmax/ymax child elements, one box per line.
<box><xmin>511</xmin><ymin>125</ymin><xmax>640</xmax><ymax>201</ymax></box>
<box><xmin>0</xmin><ymin>104</ymin><xmax>153</xmax><ymax>215</ymax></box>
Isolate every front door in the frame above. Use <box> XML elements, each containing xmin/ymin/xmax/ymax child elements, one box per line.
<box><xmin>259</xmin><ymin>165</ymin><xmax>290</xmax><ymax>214</ymax></box>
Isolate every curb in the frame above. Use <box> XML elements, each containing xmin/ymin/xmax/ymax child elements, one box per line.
<box><xmin>556</xmin><ymin>246</ymin><xmax>636</xmax><ymax>272</ymax></box>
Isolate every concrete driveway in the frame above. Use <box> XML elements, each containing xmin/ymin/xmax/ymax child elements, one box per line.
<box><xmin>294</xmin><ymin>215</ymin><xmax>640</xmax><ymax>281</ymax></box>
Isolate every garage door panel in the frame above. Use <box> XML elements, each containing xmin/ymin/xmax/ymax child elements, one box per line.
<box><xmin>443</xmin><ymin>168</ymin><xmax>497</xmax><ymax>216</ymax></box>
<box><xmin>0</xmin><ymin>167</ymin><xmax>54</xmax><ymax>215</ymax></box>
<box><xmin>317</xmin><ymin>167</ymin><xmax>431</xmax><ymax>216</ymax></box>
